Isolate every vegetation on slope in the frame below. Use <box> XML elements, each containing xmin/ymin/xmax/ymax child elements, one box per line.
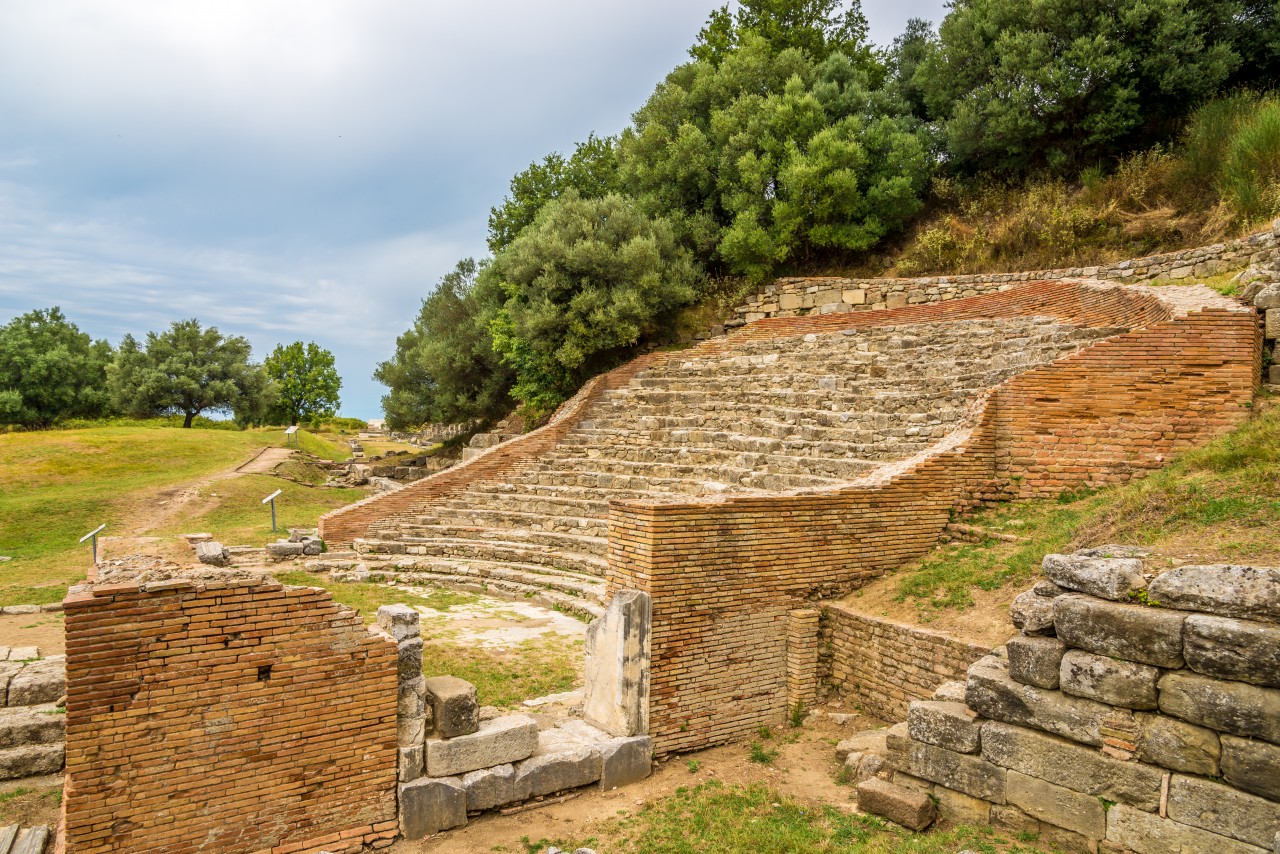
<box><xmin>891</xmin><ymin>394</ymin><xmax>1280</xmax><ymax>618</ymax></box>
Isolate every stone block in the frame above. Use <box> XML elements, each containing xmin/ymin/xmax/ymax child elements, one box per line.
<box><xmin>778</xmin><ymin>293</ymin><xmax>803</xmax><ymax>310</ymax></box>
<box><xmin>884</xmin><ymin>722</ymin><xmax>910</xmax><ymax>768</ymax></box>
<box><xmin>424</xmin><ymin>676</ymin><xmax>479</xmax><ymax>739</ymax></box>
<box><xmin>1268</xmin><ymin>308</ymin><xmax>1280</xmax><ymax>340</ymax></box>
<box><xmin>981</xmin><ymin>721</ymin><xmax>1163</xmax><ymax>811</ymax></box>
<box><xmin>1184</xmin><ymin>615</ymin><xmax>1280</xmax><ymax>688</ymax></box>
<box><xmin>1221</xmin><ymin>734</ymin><xmax>1280</xmax><ymax>802</ymax></box>
<box><xmin>932</xmin><ymin>785</ymin><xmax>990</xmax><ymax>825</ymax></box>
<box><xmin>377</xmin><ymin>604</ymin><xmax>420</xmax><ymax>642</ymax></box>
<box><xmin>1106</xmin><ymin>803</ymin><xmax>1268</xmax><ymax>854</ymax></box>
<box><xmin>991</xmin><ymin>804</ymin><xmax>1040</xmax><ymax>836</ymax></box>
<box><xmin>0</xmin><ymin>744</ymin><xmax>63</xmax><ymax>780</ymax></box>
<box><xmin>6</xmin><ymin>662</ymin><xmax>64</xmax><ymax>707</ymax></box>
<box><xmin>582</xmin><ymin>590</ymin><xmax>650</xmax><ymax>738</ymax></box>
<box><xmin>1167</xmin><ymin>774</ymin><xmax>1280</xmax><ymax>849</ymax></box>
<box><xmin>265</xmin><ymin>541</ymin><xmax>304</xmax><ymax>560</ymax></box>
<box><xmin>0</xmin><ymin>708</ymin><xmax>63</xmax><ymax>750</ymax></box>
<box><xmin>837</xmin><ymin>728</ymin><xmax>889</xmax><ymax>762</ymax></box>
<box><xmin>397</xmin><ymin>637</ymin><xmax>423</xmax><ymax>682</ymax></box>
<box><xmin>1007</xmin><ymin>635</ymin><xmax>1065</xmax><ymax>689</ymax></box>
<box><xmin>1135</xmin><ymin>713</ymin><xmax>1220</xmax><ymax>776</ymax></box>
<box><xmin>931</xmin><ymin>680</ymin><xmax>967</xmax><ymax>703</ymax></box>
<box><xmin>906</xmin><ymin>741</ymin><xmax>1006</xmax><ymax>803</ymax></box>
<box><xmin>399</xmin><ymin>776</ymin><xmax>467</xmax><ymax>839</ymax></box>
<box><xmin>1054</xmin><ymin>594</ymin><xmax>1186</xmax><ymax>668</ymax></box>
<box><xmin>966</xmin><ymin>660</ymin><xmax>1111</xmax><ymax>746</ymax></box>
<box><xmin>399</xmin><ymin>746</ymin><xmax>424</xmax><ymax>782</ymax></box>
<box><xmin>513</xmin><ymin>745</ymin><xmax>602</xmax><ymax>800</ymax></box>
<box><xmin>599</xmin><ymin>735</ymin><xmax>652</xmax><ymax>790</ymax></box>
<box><xmin>1159</xmin><ymin>671</ymin><xmax>1280</xmax><ymax>745</ymax></box>
<box><xmin>907</xmin><ymin>700</ymin><xmax>982</xmax><ymax>754</ymax></box>
<box><xmin>462</xmin><ymin>764</ymin><xmax>515</xmax><ymax>812</ymax></box>
<box><xmin>424</xmin><ymin>714</ymin><xmax>539</xmax><ymax>777</ymax></box>
<box><xmin>1042</xmin><ymin>553</ymin><xmax>1147</xmax><ymax>601</ymax></box>
<box><xmin>842</xmin><ymin>289</ymin><xmax>867</xmax><ymax>305</ymax></box>
<box><xmin>1011</xmin><ymin>589</ymin><xmax>1057</xmax><ymax>634</ymax></box>
<box><xmin>1006</xmin><ymin>770</ymin><xmax>1105</xmax><ymax>840</ymax></box>
<box><xmin>12</xmin><ymin>827</ymin><xmax>48</xmax><ymax>854</ymax></box>
<box><xmin>1147</xmin><ymin>565</ymin><xmax>1280</xmax><ymax>623</ymax></box>
<box><xmin>195</xmin><ymin>540</ymin><xmax>230</xmax><ymax>566</ymax></box>
<box><xmin>1059</xmin><ymin>649</ymin><xmax>1159</xmax><ymax>709</ymax></box>
<box><xmin>856</xmin><ymin>778</ymin><xmax>936</xmax><ymax>831</ymax></box>
<box><xmin>843</xmin><ymin>751</ymin><xmax>885</xmax><ymax>785</ymax></box>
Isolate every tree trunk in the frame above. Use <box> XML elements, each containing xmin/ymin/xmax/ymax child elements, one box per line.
<box><xmin>183</xmin><ymin>411</ymin><xmax>195</xmax><ymax>428</ymax></box>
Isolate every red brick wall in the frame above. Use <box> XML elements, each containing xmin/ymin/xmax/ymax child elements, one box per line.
<box><xmin>62</xmin><ymin>578</ymin><xmax>398</xmax><ymax>854</ymax></box>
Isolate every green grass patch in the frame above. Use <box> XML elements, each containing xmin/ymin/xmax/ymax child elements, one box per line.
<box><xmin>155</xmin><ymin>475</ymin><xmax>364</xmax><ymax>547</ymax></box>
<box><xmin>595</xmin><ymin>781</ymin><xmax>1039</xmax><ymax>853</ymax></box>
<box><xmin>297</xmin><ymin>429</ymin><xmax>351</xmax><ymax>461</ymax></box>
<box><xmin>272</xmin><ymin>573</ymin><xmax>433</xmax><ymax>619</ymax></box>
<box><xmin>894</xmin><ymin>397</ymin><xmax>1280</xmax><ymax>614</ymax></box>
<box><xmin>0</xmin><ymin>426</ymin><xmax>278</xmax><ymax>599</ymax></box>
<box><xmin>421</xmin><ymin>634</ymin><xmax>580</xmax><ymax>708</ymax></box>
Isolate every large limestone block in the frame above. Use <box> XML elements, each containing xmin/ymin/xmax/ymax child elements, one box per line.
<box><xmin>906</xmin><ymin>741</ymin><xmax>1006</xmax><ymax>802</ymax></box>
<box><xmin>462</xmin><ymin>764</ymin><xmax>515</xmax><ymax>812</ymax></box>
<box><xmin>399</xmin><ymin>776</ymin><xmax>467</xmax><ymax>839</ymax></box>
<box><xmin>424</xmin><ymin>676</ymin><xmax>479</xmax><ymax>739</ymax></box>
<box><xmin>1006</xmin><ymin>770</ymin><xmax>1105</xmax><ymax>840</ymax></box>
<box><xmin>1042</xmin><ymin>553</ymin><xmax>1147</xmax><ymax>601</ymax></box>
<box><xmin>6</xmin><ymin>661</ymin><xmax>64</xmax><ymax>707</ymax></box>
<box><xmin>980</xmin><ymin>721</ymin><xmax>1163</xmax><ymax>811</ymax></box>
<box><xmin>0</xmin><ymin>744</ymin><xmax>63</xmax><ymax>780</ymax></box>
<box><xmin>1184</xmin><ymin>615</ymin><xmax>1280</xmax><ymax>688</ymax></box>
<box><xmin>1059</xmin><ymin>649</ymin><xmax>1159</xmax><ymax>709</ymax></box>
<box><xmin>907</xmin><ymin>701</ymin><xmax>982</xmax><ymax>754</ymax></box>
<box><xmin>1135</xmin><ymin>713</ymin><xmax>1220</xmax><ymax>776</ymax></box>
<box><xmin>513</xmin><ymin>745</ymin><xmax>602</xmax><ymax>800</ymax></box>
<box><xmin>1053</xmin><ymin>594</ymin><xmax>1186</xmax><ymax>668</ymax></box>
<box><xmin>195</xmin><ymin>540</ymin><xmax>230</xmax><ymax>566</ymax></box>
<box><xmin>931</xmin><ymin>784</ymin><xmax>990</xmax><ymax>826</ymax></box>
<box><xmin>1268</xmin><ymin>308</ymin><xmax>1280</xmax><ymax>339</ymax></box>
<box><xmin>1159</xmin><ymin>671</ymin><xmax>1280</xmax><ymax>745</ymax></box>
<box><xmin>599</xmin><ymin>736</ymin><xmax>652</xmax><ymax>790</ymax></box>
<box><xmin>1221</xmin><ymin>735</ymin><xmax>1280</xmax><ymax>802</ymax></box>
<box><xmin>0</xmin><ymin>708</ymin><xmax>64</xmax><ymax>750</ymax></box>
<box><xmin>856</xmin><ymin>778</ymin><xmax>936</xmax><ymax>831</ymax></box>
<box><xmin>1106</xmin><ymin>803</ymin><xmax>1268</xmax><ymax>854</ymax></box>
<box><xmin>1010</xmin><ymin>590</ymin><xmax>1057</xmax><ymax>635</ymax></box>
<box><xmin>425</xmin><ymin>714</ymin><xmax>539</xmax><ymax>777</ymax></box>
<box><xmin>582</xmin><ymin>590</ymin><xmax>650</xmax><ymax>738</ymax></box>
<box><xmin>931</xmin><ymin>680</ymin><xmax>967</xmax><ymax>703</ymax></box>
<box><xmin>1167</xmin><ymin>774</ymin><xmax>1280</xmax><ymax>849</ymax></box>
<box><xmin>966</xmin><ymin>660</ymin><xmax>1111</xmax><ymax>746</ymax></box>
<box><xmin>399</xmin><ymin>746</ymin><xmax>424</xmax><ymax>782</ymax></box>
<box><xmin>397</xmin><ymin>637</ymin><xmax>424</xmax><ymax>681</ymax></box>
<box><xmin>1006</xmin><ymin>635</ymin><xmax>1065</xmax><ymax>689</ymax></box>
<box><xmin>1147</xmin><ymin>565</ymin><xmax>1280</xmax><ymax>623</ymax></box>
<box><xmin>377</xmin><ymin>604</ymin><xmax>421</xmax><ymax>641</ymax></box>
<box><xmin>837</xmin><ymin>728</ymin><xmax>889</xmax><ymax>762</ymax></box>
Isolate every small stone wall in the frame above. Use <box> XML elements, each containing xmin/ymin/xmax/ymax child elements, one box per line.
<box><xmin>61</xmin><ymin>576</ymin><xmax>399</xmax><ymax>854</ymax></box>
<box><xmin>732</xmin><ymin>226</ymin><xmax>1278</xmax><ymax>325</ymax></box>
<box><xmin>888</xmin><ymin>551</ymin><xmax>1280</xmax><ymax>854</ymax></box>
<box><xmin>825</xmin><ymin>604</ymin><xmax>988</xmax><ymax>722</ymax></box>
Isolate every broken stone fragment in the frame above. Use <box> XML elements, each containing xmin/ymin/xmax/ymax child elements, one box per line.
<box><xmin>424</xmin><ymin>675</ymin><xmax>479</xmax><ymax>739</ymax></box>
<box><xmin>1010</xmin><ymin>590</ymin><xmax>1056</xmax><ymax>635</ymax></box>
<box><xmin>1005</xmin><ymin>635</ymin><xmax>1065</xmax><ymax>690</ymax></box>
<box><xmin>376</xmin><ymin>603</ymin><xmax>421</xmax><ymax>642</ymax></box>
<box><xmin>194</xmin><ymin>540</ymin><xmax>230</xmax><ymax>567</ymax></box>
<box><xmin>399</xmin><ymin>776</ymin><xmax>466</xmax><ymax>839</ymax></box>
<box><xmin>856</xmin><ymin>777</ymin><xmax>936</xmax><ymax>831</ymax></box>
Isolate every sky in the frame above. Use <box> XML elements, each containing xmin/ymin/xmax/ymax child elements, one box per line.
<box><xmin>0</xmin><ymin>1</ymin><xmax>947</xmax><ymax>419</ymax></box>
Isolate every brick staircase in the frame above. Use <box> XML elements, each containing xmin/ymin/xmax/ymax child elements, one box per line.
<box><xmin>334</xmin><ymin>316</ymin><xmax>1117</xmax><ymax>615</ymax></box>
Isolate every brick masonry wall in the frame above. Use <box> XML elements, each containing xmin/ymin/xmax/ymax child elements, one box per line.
<box><xmin>733</xmin><ymin>227</ymin><xmax>1278</xmax><ymax>324</ymax></box>
<box><xmin>62</xmin><ymin>578</ymin><xmax>399</xmax><ymax>854</ymax></box>
<box><xmin>825</xmin><ymin>603</ymin><xmax>989</xmax><ymax>722</ymax></box>
<box><xmin>606</xmin><ymin>282</ymin><xmax>1258</xmax><ymax>755</ymax></box>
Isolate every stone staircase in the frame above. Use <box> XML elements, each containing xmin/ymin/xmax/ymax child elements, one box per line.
<box><xmin>341</xmin><ymin>317</ymin><xmax>1118</xmax><ymax>612</ymax></box>
<box><xmin>0</xmin><ymin>651</ymin><xmax>65</xmax><ymax>782</ymax></box>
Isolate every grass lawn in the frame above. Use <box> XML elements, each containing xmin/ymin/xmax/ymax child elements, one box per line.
<box><xmin>518</xmin><ymin>780</ymin><xmax>1043</xmax><ymax>853</ymax></box>
<box><xmin>0</xmin><ymin>425</ymin><xmax>278</xmax><ymax>602</ymax></box>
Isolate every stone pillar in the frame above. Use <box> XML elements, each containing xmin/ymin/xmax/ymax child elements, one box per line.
<box><xmin>378</xmin><ymin>604</ymin><xmax>427</xmax><ymax>781</ymax></box>
<box><xmin>582</xmin><ymin>590</ymin><xmax>651</xmax><ymax>737</ymax></box>
<box><xmin>786</xmin><ymin>609</ymin><xmax>821</xmax><ymax>714</ymax></box>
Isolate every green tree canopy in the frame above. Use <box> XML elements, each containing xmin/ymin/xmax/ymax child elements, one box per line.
<box><xmin>691</xmin><ymin>0</ymin><xmax>870</xmax><ymax>65</ymax></box>
<box><xmin>489</xmin><ymin>192</ymin><xmax>703</xmax><ymax>411</ymax></box>
<box><xmin>0</xmin><ymin>307</ymin><xmax>113</xmax><ymax>427</ymax></box>
<box><xmin>107</xmin><ymin>319</ymin><xmax>258</xmax><ymax>428</ymax></box>
<box><xmin>374</xmin><ymin>259</ymin><xmax>514</xmax><ymax>430</ymax></box>
<box><xmin>264</xmin><ymin>341</ymin><xmax>342</xmax><ymax>425</ymax></box>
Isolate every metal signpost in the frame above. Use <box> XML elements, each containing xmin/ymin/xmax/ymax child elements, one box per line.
<box><xmin>79</xmin><ymin>524</ymin><xmax>106</xmax><ymax>564</ymax></box>
<box><xmin>262</xmin><ymin>489</ymin><xmax>283</xmax><ymax>533</ymax></box>
<box><xmin>284</xmin><ymin>425</ymin><xmax>299</xmax><ymax>448</ymax></box>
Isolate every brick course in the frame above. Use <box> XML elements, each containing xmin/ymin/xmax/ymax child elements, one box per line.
<box><xmin>62</xmin><ymin>579</ymin><xmax>398</xmax><ymax>854</ymax></box>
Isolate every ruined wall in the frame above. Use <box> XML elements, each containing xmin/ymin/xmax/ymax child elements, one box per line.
<box><xmin>62</xmin><ymin>577</ymin><xmax>399</xmax><ymax>854</ymax></box>
<box><xmin>826</xmin><ymin>604</ymin><xmax>989</xmax><ymax>722</ymax></box>
<box><xmin>607</xmin><ymin>283</ymin><xmax>1257</xmax><ymax>755</ymax></box>
<box><xmin>733</xmin><ymin>226</ymin><xmax>1278</xmax><ymax>324</ymax></box>
<box><xmin>891</xmin><ymin>555</ymin><xmax>1280</xmax><ymax>854</ymax></box>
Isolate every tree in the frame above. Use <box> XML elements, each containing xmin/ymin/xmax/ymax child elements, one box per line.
<box><xmin>107</xmin><ymin>319</ymin><xmax>257</xmax><ymax>428</ymax></box>
<box><xmin>691</xmin><ymin>0</ymin><xmax>870</xmax><ymax>65</ymax></box>
<box><xmin>489</xmin><ymin>192</ymin><xmax>703</xmax><ymax>411</ymax></box>
<box><xmin>263</xmin><ymin>341</ymin><xmax>341</xmax><ymax>426</ymax></box>
<box><xmin>0</xmin><ymin>307</ymin><xmax>113</xmax><ymax>427</ymax></box>
<box><xmin>374</xmin><ymin>259</ymin><xmax>514</xmax><ymax>429</ymax></box>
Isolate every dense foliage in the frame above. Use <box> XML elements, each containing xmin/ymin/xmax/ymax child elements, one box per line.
<box><xmin>0</xmin><ymin>308</ymin><xmax>113</xmax><ymax>428</ymax></box>
<box><xmin>264</xmin><ymin>341</ymin><xmax>342</xmax><ymax>426</ymax></box>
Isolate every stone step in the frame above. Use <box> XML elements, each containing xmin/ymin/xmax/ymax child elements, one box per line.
<box><xmin>542</xmin><ymin>444</ymin><xmax>886</xmax><ymax>476</ymax></box>
<box><xmin>375</xmin><ymin>536</ymin><xmax>609</xmax><ymax>576</ymax></box>
<box><xmin>517</xmin><ymin>456</ymin><xmax>851</xmax><ymax>490</ymax></box>
<box><xmin>411</xmin><ymin>506</ymin><xmax>609</xmax><ymax>539</ymax></box>
<box><xmin>0</xmin><ymin>706</ymin><xmax>64</xmax><ymax>749</ymax></box>
<box><xmin>390</xmin><ymin>524</ymin><xmax>609</xmax><ymax>558</ymax></box>
<box><xmin>383</xmin><ymin>555</ymin><xmax>605</xmax><ymax>599</ymax></box>
<box><xmin>10</xmin><ymin>826</ymin><xmax>49</xmax><ymax>854</ymax></box>
<box><xmin>378</xmin><ymin>570</ymin><xmax>605</xmax><ymax>620</ymax></box>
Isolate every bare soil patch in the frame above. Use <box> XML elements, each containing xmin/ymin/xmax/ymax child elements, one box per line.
<box><xmin>839</xmin><ymin>572</ymin><xmax>1016</xmax><ymax>649</ymax></box>
<box><xmin>0</xmin><ymin>613</ymin><xmax>64</xmax><ymax>656</ymax></box>
<box><xmin>0</xmin><ymin>774</ymin><xmax>62</xmax><ymax>829</ymax></box>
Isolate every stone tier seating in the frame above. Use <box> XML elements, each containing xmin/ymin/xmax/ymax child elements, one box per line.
<box><xmin>0</xmin><ymin>650</ymin><xmax>64</xmax><ymax>782</ymax></box>
<box><xmin>346</xmin><ymin>317</ymin><xmax>1116</xmax><ymax>612</ymax></box>
<box><xmin>859</xmin><ymin>551</ymin><xmax>1280</xmax><ymax>854</ymax></box>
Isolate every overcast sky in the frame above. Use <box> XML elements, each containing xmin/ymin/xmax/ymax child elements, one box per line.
<box><xmin>0</xmin><ymin>1</ymin><xmax>947</xmax><ymax>419</ymax></box>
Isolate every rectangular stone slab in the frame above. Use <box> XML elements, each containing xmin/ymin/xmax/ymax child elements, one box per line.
<box><xmin>1059</xmin><ymin>648</ymin><xmax>1159</xmax><ymax>710</ymax></box>
<box><xmin>1167</xmin><ymin>774</ymin><xmax>1280</xmax><ymax>849</ymax></box>
<box><xmin>1106</xmin><ymin>803</ymin><xmax>1267</xmax><ymax>854</ymax></box>
<box><xmin>425</xmin><ymin>714</ymin><xmax>538</xmax><ymax>778</ymax></box>
<box><xmin>1005</xmin><ymin>770</ymin><xmax>1105</xmax><ymax>841</ymax></box>
<box><xmin>1158</xmin><ymin>671</ymin><xmax>1280</xmax><ymax>746</ymax></box>
<box><xmin>1184</xmin><ymin>615</ymin><xmax>1280</xmax><ymax>688</ymax></box>
<box><xmin>966</xmin><ymin>661</ymin><xmax>1111</xmax><ymax>747</ymax></box>
<box><xmin>1053</xmin><ymin>594</ymin><xmax>1186</xmax><ymax>668</ymax></box>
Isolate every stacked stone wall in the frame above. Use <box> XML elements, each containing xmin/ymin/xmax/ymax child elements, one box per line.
<box><xmin>61</xmin><ymin>578</ymin><xmax>399</xmax><ymax>854</ymax></box>
<box><xmin>889</xmin><ymin>554</ymin><xmax>1280</xmax><ymax>854</ymax></box>
<box><xmin>826</xmin><ymin>604</ymin><xmax>989</xmax><ymax>722</ymax></box>
<box><xmin>733</xmin><ymin>227</ymin><xmax>1277</xmax><ymax>324</ymax></box>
